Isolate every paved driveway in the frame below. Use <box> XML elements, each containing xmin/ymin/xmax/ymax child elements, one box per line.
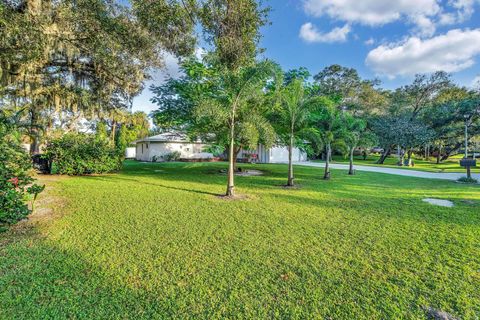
<box><xmin>293</xmin><ymin>162</ymin><xmax>480</xmax><ymax>182</ymax></box>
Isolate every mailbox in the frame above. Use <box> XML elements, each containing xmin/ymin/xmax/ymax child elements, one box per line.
<box><xmin>460</xmin><ymin>158</ymin><xmax>477</xmax><ymax>167</ymax></box>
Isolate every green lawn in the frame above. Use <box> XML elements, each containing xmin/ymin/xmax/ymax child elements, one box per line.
<box><xmin>316</xmin><ymin>154</ymin><xmax>480</xmax><ymax>173</ymax></box>
<box><xmin>1</xmin><ymin>161</ymin><xmax>479</xmax><ymax>319</ymax></box>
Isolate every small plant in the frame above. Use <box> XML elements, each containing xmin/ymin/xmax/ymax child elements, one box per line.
<box><xmin>457</xmin><ymin>176</ymin><xmax>478</xmax><ymax>184</ymax></box>
<box><xmin>163</xmin><ymin>151</ymin><xmax>181</xmax><ymax>162</ymax></box>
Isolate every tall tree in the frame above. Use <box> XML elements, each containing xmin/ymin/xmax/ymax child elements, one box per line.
<box><xmin>310</xmin><ymin>97</ymin><xmax>342</xmax><ymax>180</ymax></box>
<box><xmin>151</xmin><ymin>59</ymin><xmax>277</xmax><ymax>196</ymax></box>
<box><xmin>270</xmin><ymin>78</ymin><xmax>314</xmax><ymax>187</ymax></box>
<box><xmin>0</xmin><ymin>0</ymin><xmax>196</xmax><ymax>152</ymax></box>
<box><xmin>313</xmin><ymin>64</ymin><xmax>384</xmax><ymax>115</ymax></box>
<box><xmin>340</xmin><ymin>114</ymin><xmax>374</xmax><ymax>175</ymax></box>
<box><xmin>197</xmin><ymin>0</ymin><xmax>270</xmax><ymax>196</ymax></box>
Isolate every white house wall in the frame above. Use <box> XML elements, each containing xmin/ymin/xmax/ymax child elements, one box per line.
<box><xmin>136</xmin><ymin>142</ymin><xmax>213</xmax><ymax>162</ymax></box>
<box><xmin>269</xmin><ymin>146</ymin><xmax>307</xmax><ymax>163</ymax></box>
<box><xmin>240</xmin><ymin>145</ymin><xmax>307</xmax><ymax>163</ymax></box>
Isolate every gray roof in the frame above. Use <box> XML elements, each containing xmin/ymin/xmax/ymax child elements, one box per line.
<box><xmin>135</xmin><ymin>132</ymin><xmax>202</xmax><ymax>144</ymax></box>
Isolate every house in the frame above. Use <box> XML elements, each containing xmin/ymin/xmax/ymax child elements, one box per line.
<box><xmin>135</xmin><ymin>132</ymin><xmax>308</xmax><ymax>163</ymax></box>
<box><xmin>135</xmin><ymin>132</ymin><xmax>214</xmax><ymax>162</ymax></box>
<box><xmin>238</xmin><ymin>145</ymin><xmax>307</xmax><ymax>163</ymax></box>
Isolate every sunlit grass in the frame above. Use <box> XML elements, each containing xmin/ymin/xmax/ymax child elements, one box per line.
<box><xmin>317</xmin><ymin>154</ymin><xmax>480</xmax><ymax>173</ymax></box>
<box><xmin>1</xmin><ymin>161</ymin><xmax>479</xmax><ymax>319</ymax></box>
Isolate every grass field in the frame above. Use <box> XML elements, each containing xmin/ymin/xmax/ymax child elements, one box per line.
<box><xmin>316</xmin><ymin>154</ymin><xmax>480</xmax><ymax>173</ymax></box>
<box><xmin>1</xmin><ymin>161</ymin><xmax>479</xmax><ymax>319</ymax></box>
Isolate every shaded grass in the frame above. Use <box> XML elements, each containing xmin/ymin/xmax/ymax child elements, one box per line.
<box><xmin>315</xmin><ymin>154</ymin><xmax>480</xmax><ymax>173</ymax></box>
<box><xmin>1</xmin><ymin>160</ymin><xmax>479</xmax><ymax>319</ymax></box>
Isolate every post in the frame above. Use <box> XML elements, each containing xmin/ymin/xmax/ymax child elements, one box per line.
<box><xmin>465</xmin><ymin>120</ymin><xmax>468</xmax><ymax>159</ymax></box>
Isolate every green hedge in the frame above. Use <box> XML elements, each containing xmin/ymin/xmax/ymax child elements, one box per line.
<box><xmin>44</xmin><ymin>133</ymin><xmax>122</xmax><ymax>175</ymax></box>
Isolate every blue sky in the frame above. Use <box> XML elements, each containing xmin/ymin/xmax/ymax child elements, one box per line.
<box><xmin>132</xmin><ymin>0</ymin><xmax>480</xmax><ymax>113</ymax></box>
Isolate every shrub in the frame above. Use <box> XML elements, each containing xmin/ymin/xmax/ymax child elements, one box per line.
<box><xmin>44</xmin><ymin>133</ymin><xmax>122</xmax><ymax>175</ymax></box>
<box><xmin>163</xmin><ymin>151</ymin><xmax>181</xmax><ymax>162</ymax></box>
<box><xmin>457</xmin><ymin>176</ymin><xmax>478</xmax><ymax>184</ymax></box>
<box><xmin>0</xmin><ymin>121</ymin><xmax>44</xmax><ymax>232</ymax></box>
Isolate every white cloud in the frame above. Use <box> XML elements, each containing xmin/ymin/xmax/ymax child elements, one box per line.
<box><xmin>472</xmin><ymin>75</ymin><xmax>480</xmax><ymax>88</ymax></box>
<box><xmin>364</xmin><ymin>38</ymin><xmax>375</xmax><ymax>46</ymax></box>
<box><xmin>410</xmin><ymin>14</ymin><xmax>437</xmax><ymax>37</ymax></box>
<box><xmin>365</xmin><ymin>28</ymin><xmax>480</xmax><ymax>78</ymax></box>
<box><xmin>303</xmin><ymin>0</ymin><xmax>480</xmax><ymax>37</ymax></box>
<box><xmin>303</xmin><ymin>0</ymin><xmax>440</xmax><ymax>26</ymax></box>
<box><xmin>299</xmin><ymin>23</ymin><xmax>351</xmax><ymax>43</ymax></box>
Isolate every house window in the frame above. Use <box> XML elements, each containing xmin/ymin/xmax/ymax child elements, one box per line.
<box><xmin>146</xmin><ymin>143</ymin><xmax>149</xmax><ymax>149</ymax></box>
<box><xmin>141</xmin><ymin>144</ymin><xmax>144</xmax><ymax>153</ymax></box>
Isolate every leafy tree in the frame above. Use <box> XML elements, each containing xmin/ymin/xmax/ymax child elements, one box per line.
<box><xmin>423</xmin><ymin>88</ymin><xmax>480</xmax><ymax>162</ymax></box>
<box><xmin>151</xmin><ymin>59</ymin><xmax>277</xmax><ymax>196</ymax></box>
<box><xmin>340</xmin><ymin>114</ymin><xmax>375</xmax><ymax>175</ymax></box>
<box><xmin>313</xmin><ymin>64</ymin><xmax>384</xmax><ymax>115</ymax></box>
<box><xmin>309</xmin><ymin>97</ymin><xmax>342</xmax><ymax>180</ymax></box>
<box><xmin>283</xmin><ymin>67</ymin><xmax>311</xmax><ymax>85</ymax></box>
<box><xmin>398</xmin><ymin>71</ymin><xmax>452</xmax><ymax>119</ymax></box>
<box><xmin>115</xmin><ymin>112</ymin><xmax>150</xmax><ymax>153</ymax></box>
<box><xmin>1</xmin><ymin>0</ymin><xmax>196</xmax><ymax>152</ymax></box>
<box><xmin>198</xmin><ymin>0</ymin><xmax>271</xmax><ymax>196</ymax></box>
<box><xmin>270</xmin><ymin>78</ymin><xmax>315</xmax><ymax>186</ymax></box>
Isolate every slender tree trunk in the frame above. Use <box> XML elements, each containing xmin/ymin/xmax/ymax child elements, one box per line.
<box><xmin>406</xmin><ymin>149</ymin><xmax>413</xmax><ymax>166</ymax></box>
<box><xmin>399</xmin><ymin>149</ymin><xmax>406</xmax><ymax>166</ymax></box>
<box><xmin>348</xmin><ymin>147</ymin><xmax>355</xmax><ymax>175</ymax></box>
<box><xmin>377</xmin><ymin>148</ymin><xmax>390</xmax><ymax>164</ymax></box>
<box><xmin>436</xmin><ymin>145</ymin><xmax>442</xmax><ymax>164</ymax></box>
<box><xmin>324</xmin><ymin>143</ymin><xmax>331</xmax><ymax>180</ymax></box>
<box><xmin>111</xmin><ymin>121</ymin><xmax>117</xmax><ymax>143</ymax></box>
<box><xmin>226</xmin><ymin>118</ymin><xmax>235</xmax><ymax>197</ymax></box>
<box><xmin>233</xmin><ymin>146</ymin><xmax>240</xmax><ymax>171</ymax></box>
<box><xmin>29</xmin><ymin>108</ymin><xmax>40</xmax><ymax>154</ymax></box>
<box><xmin>287</xmin><ymin>133</ymin><xmax>294</xmax><ymax>186</ymax></box>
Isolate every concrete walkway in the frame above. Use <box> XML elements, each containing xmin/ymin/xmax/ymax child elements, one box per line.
<box><xmin>293</xmin><ymin>161</ymin><xmax>480</xmax><ymax>182</ymax></box>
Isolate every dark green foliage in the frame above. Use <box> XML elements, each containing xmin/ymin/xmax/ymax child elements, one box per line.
<box><xmin>458</xmin><ymin>176</ymin><xmax>478</xmax><ymax>184</ymax></box>
<box><xmin>199</xmin><ymin>0</ymin><xmax>269</xmax><ymax>70</ymax></box>
<box><xmin>0</xmin><ymin>116</ymin><xmax>43</xmax><ymax>232</ymax></box>
<box><xmin>44</xmin><ymin>134</ymin><xmax>122</xmax><ymax>175</ymax></box>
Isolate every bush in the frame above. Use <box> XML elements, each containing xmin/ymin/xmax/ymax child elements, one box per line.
<box><xmin>44</xmin><ymin>133</ymin><xmax>122</xmax><ymax>175</ymax></box>
<box><xmin>0</xmin><ymin>121</ymin><xmax>44</xmax><ymax>232</ymax></box>
<box><xmin>162</xmin><ymin>151</ymin><xmax>181</xmax><ymax>162</ymax></box>
<box><xmin>457</xmin><ymin>176</ymin><xmax>478</xmax><ymax>184</ymax></box>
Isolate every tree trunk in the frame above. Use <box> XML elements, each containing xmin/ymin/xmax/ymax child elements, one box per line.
<box><xmin>399</xmin><ymin>150</ymin><xmax>406</xmax><ymax>166</ymax></box>
<box><xmin>436</xmin><ymin>145</ymin><xmax>442</xmax><ymax>164</ymax></box>
<box><xmin>287</xmin><ymin>134</ymin><xmax>294</xmax><ymax>186</ymax></box>
<box><xmin>111</xmin><ymin>121</ymin><xmax>117</xmax><ymax>143</ymax></box>
<box><xmin>406</xmin><ymin>149</ymin><xmax>413</xmax><ymax>167</ymax></box>
<box><xmin>377</xmin><ymin>148</ymin><xmax>390</xmax><ymax>164</ymax></box>
<box><xmin>226</xmin><ymin>119</ymin><xmax>235</xmax><ymax>197</ymax></box>
<box><xmin>29</xmin><ymin>108</ymin><xmax>40</xmax><ymax>155</ymax></box>
<box><xmin>324</xmin><ymin>143</ymin><xmax>331</xmax><ymax>180</ymax></box>
<box><xmin>348</xmin><ymin>147</ymin><xmax>355</xmax><ymax>175</ymax></box>
<box><xmin>232</xmin><ymin>145</ymin><xmax>241</xmax><ymax>171</ymax></box>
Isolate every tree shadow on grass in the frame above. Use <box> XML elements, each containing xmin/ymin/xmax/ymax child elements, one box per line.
<box><xmin>86</xmin><ymin>175</ymin><xmax>221</xmax><ymax>197</ymax></box>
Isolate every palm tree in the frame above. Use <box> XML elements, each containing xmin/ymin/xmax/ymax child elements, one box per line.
<box><xmin>272</xmin><ymin>79</ymin><xmax>314</xmax><ymax>186</ymax></box>
<box><xmin>193</xmin><ymin>60</ymin><xmax>278</xmax><ymax>197</ymax></box>
<box><xmin>341</xmin><ymin>114</ymin><xmax>369</xmax><ymax>175</ymax></box>
<box><xmin>310</xmin><ymin>98</ymin><xmax>342</xmax><ymax>180</ymax></box>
